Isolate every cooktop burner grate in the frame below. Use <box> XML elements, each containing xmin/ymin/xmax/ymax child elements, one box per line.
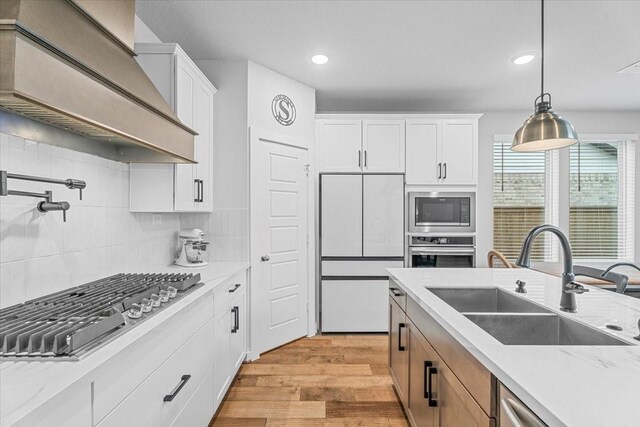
<box><xmin>0</xmin><ymin>273</ymin><xmax>201</xmax><ymax>359</ymax></box>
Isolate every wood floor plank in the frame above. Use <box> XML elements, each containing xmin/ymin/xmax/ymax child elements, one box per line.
<box><xmin>353</xmin><ymin>386</ymin><xmax>398</xmax><ymax>402</ymax></box>
<box><xmin>227</xmin><ymin>386</ymin><xmax>301</xmax><ymax>401</ymax></box>
<box><xmin>255</xmin><ymin>375</ymin><xmax>393</xmax><ymax>388</ymax></box>
<box><xmin>326</xmin><ymin>402</ymin><xmax>405</xmax><ymax>418</ymax></box>
<box><xmin>270</xmin><ymin>346</ymin><xmax>379</xmax><ymax>356</ymax></box>
<box><xmin>210</xmin><ymin>418</ymin><xmax>267</xmax><ymax>427</ymax></box>
<box><xmin>388</xmin><ymin>418</ymin><xmax>411</xmax><ymax>426</ymax></box>
<box><xmin>217</xmin><ymin>401</ymin><xmax>326</xmax><ymax>419</ymax></box>
<box><xmin>233</xmin><ymin>375</ymin><xmax>259</xmax><ymax>386</ymax></box>
<box><xmin>242</xmin><ymin>364</ymin><xmax>372</xmax><ymax>376</ymax></box>
<box><xmin>254</xmin><ymin>353</ymin><xmax>346</xmax><ymax>364</ymax></box>
<box><xmin>344</xmin><ymin>352</ymin><xmax>388</xmax><ymax>364</ymax></box>
<box><xmin>265</xmin><ymin>418</ymin><xmax>392</xmax><ymax>426</ymax></box>
<box><xmin>300</xmin><ymin>386</ymin><xmax>356</xmax><ymax>402</ymax></box>
<box><xmin>370</xmin><ymin>364</ymin><xmax>391</xmax><ymax>375</ymax></box>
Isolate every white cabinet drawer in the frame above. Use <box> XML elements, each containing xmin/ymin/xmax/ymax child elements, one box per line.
<box><xmin>322</xmin><ymin>260</ymin><xmax>404</xmax><ymax>277</ymax></box>
<box><xmin>321</xmin><ymin>280</ymin><xmax>389</xmax><ymax>332</ymax></box>
<box><xmin>171</xmin><ymin>368</ymin><xmax>215</xmax><ymax>427</ymax></box>
<box><xmin>213</xmin><ymin>270</ymin><xmax>247</xmax><ymax>315</ymax></box>
<box><xmin>97</xmin><ymin>318</ymin><xmax>214</xmax><ymax>427</ymax></box>
<box><xmin>93</xmin><ymin>292</ymin><xmax>213</xmax><ymax>423</ymax></box>
<box><xmin>12</xmin><ymin>381</ymin><xmax>90</xmax><ymax>427</ymax></box>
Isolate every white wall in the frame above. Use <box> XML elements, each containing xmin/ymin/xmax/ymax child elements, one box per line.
<box><xmin>477</xmin><ymin>110</ymin><xmax>640</xmax><ymax>266</ymax></box>
<box><xmin>247</xmin><ymin>61</ymin><xmax>316</xmax><ymax>147</ymax></box>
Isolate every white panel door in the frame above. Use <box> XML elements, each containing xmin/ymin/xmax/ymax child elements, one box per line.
<box><xmin>317</xmin><ymin>120</ymin><xmax>362</xmax><ymax>172</ymax></box>
<box><xmin>406</xmin><ymin>119</ymin><xmax>440</xmax><ymax>185</ymax></box>
<box><xmin>321</xmin><ymin>175</ymin><xmax>363</xmax><ymax>257</ymax></box>
<box><xmin>321</xmin><ymin>280</ymin><xmax>389</xmax><ymax>332</ymax></box>
<box><xmin>363</xmin><ymin>174</ymin><xmax>404</xmax><ymax>257</ymax></box>
<box><xmin>251</xmin><ymin>132</ymin><xmax>308</xmax><ymax>355</ymax></box>
<box><xmin>195</xmin><ymin>81</ymin><xmax>214</xmax><ymax>211</ymax></box>
<box><xmin>174</xmin><ymin>55</ymin><xmax>197</xmax><ymax>211</ymax></box>
<box><xmin>362</xmin><ymin>120</ymin><xmax>405</xmax><ymax>173</ymax></box>
<box><xmin>441</xmin><ymin>120</ymin><xmax>476</xmax><ymax>184</ymax></box>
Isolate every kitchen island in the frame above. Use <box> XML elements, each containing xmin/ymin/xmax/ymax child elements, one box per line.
<box><xmin>387</xmin><ymin>268</ymin><xmax>640</xmax><ymax>427</ymax></box>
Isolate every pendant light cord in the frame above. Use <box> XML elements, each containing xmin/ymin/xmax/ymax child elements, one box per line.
<box><xmin>541</xmin><ymin>0</ymin><xmax>544</xmax><ymax>98</ymax></box>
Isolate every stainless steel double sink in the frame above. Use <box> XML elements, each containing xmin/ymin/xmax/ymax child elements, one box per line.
<box><xmin>426</xmin><ymin>287</ymin><xmax>631</xmax><ymax>346</ymax></box>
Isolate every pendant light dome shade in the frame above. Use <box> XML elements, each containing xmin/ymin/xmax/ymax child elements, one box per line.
<box><xmin>511</xmin><ymin>0</ymin><xmax>578</xmax><ymax>152</ymax></box>
<box><xmin>512</xmin><ymin>97</ymin><xmax>578</xmax><ymax>152</ymax></box>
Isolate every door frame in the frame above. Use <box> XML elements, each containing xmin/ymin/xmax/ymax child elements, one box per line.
<box><xmin>248</xmin><ymin>126</ymin><xmax>316</xmax><ymax>360</ymax></box>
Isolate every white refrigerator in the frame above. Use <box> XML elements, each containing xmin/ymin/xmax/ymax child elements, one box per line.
<box><xmin>320</xmin><ymin>174</ymin><xmax>404</xmax><ymax>332</ymax></box>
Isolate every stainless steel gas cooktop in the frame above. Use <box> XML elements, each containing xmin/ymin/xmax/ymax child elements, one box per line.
<box><xmin>0</xmin><ymin>273</ymin><xmax>203</xmax><ymax>360</ymax></box>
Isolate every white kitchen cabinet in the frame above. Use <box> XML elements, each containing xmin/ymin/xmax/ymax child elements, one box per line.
<box><xmin>406</xmin><ymin>117</ymin><xmax>479</xmax><ymax>185</ymax></box>
<box><xmin>362</xmin><ymin>120</ymin><xmax>405</xmax><ymax>173</ymax></box>
<box><xmin>317</xmin><ymin>119</ymin><xmax>363</xmax><ymax>172</ymax></box>
<box><xmin>213</xmin><ymin>271</ymin><xmax>248</xmax><ymax>409</ymax></box>
<box><xmin>317</xmin><ymin>119</ymin><xmax>405</xmax><ymax>173</ymax></box>
<box><xmin>130</xmin><ymin>43</ymin><xmax>216</xmax><ymax>212</ymax></box>
<box><xmin>97</xmin><ymin>319</ymin><xmax>215</xmax><ymax>427</ymax></box>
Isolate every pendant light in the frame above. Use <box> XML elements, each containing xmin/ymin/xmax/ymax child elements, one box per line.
<box><xmin>511</xmin><ymin>0</ymin><xmax>578</xmax><ymax>152</ymax></box>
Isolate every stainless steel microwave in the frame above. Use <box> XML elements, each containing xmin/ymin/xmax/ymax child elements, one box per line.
<box><xmin>409</xmin><ymin>192</ymin><xmax>476</xmax><ymax>233</ymax></box>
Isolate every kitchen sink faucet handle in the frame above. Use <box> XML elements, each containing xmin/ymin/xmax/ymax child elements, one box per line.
<box><xmin>515</xmin><ymin>280</ymin><xmax>527</xmax><ymax>294</ymax></box>
<box><xmin>565</xmin><ymin>282</ymin><xmax>589</xmax><ymax>294</ymax></box>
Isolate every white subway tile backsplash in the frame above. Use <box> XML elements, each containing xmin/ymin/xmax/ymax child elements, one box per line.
<box><xmin>0</xmin><ymin>260</ymin><xmax>26</xmax><ymax>307</ymax></box>
<box><xmin>0</xmin><ymin>132</ymin><xmax>181</xmax><ymax>305</ymax></box>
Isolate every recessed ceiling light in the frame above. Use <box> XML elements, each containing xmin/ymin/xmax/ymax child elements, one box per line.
<box><xmin>512</xmin><ymin>54</ymin><xmax>535</xmax><ymax>65</ymax></box>
<box><xmin>311</xmin><ymin>54</ymin><xmax>329</xmax><ymax>65</ymax></box>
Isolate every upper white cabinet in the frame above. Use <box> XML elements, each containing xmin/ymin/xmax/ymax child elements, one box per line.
<box><xmin>317</xmin><ymin>118</ymin><xmax>406</xmax><ymax>173</ymax></box>
<box><xmin>130</xmin><ymin>43</ymin><xmax>216</xmax><ymax>212</ymax></box>
<box><xmin>406</xmin><ymin>117</ymin><xmax>480</xmax><ymax>185</ymax></box>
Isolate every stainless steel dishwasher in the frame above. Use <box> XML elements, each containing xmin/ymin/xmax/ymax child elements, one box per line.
<box><xmin>499</xmin><ymin>383</ymin><xmax>547</xmax><ymax>427</ymax></box>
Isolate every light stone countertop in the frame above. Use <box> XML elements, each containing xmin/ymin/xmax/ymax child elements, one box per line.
<box><xmin>386</xmin><ymin>267</ymin><xmax>640</xmax><ymax>427</ymax></box>
<box><xmin>0</xmin><ymin>261</ymin><xmax>249</xmax><ymax>427</ymax></box>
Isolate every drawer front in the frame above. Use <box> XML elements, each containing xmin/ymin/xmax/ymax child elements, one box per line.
<box><xmin>389</xmin><ymin>278</ymin><xmax>407</xmax><ymax>311</ymax></box>
<box><xmin>93</xmin><ymin>292</ymin><xmax>213</xmax><ymax>422</ymax></box>
<box><xmin>171</xmin><ymin>368</ymin><xmax>215</xmax><ymax>427</ymax></box>
<box><xmin>97</xmin><ymin>319</ymin><xmax>214</xmax><ymax>427</ymax></box>
<box><xmin>13</xmin><ymin>381</ymin><xmax>91</xmax><ymax>427</ymax></box>
<box><xmin>322</xmin><ymin>260</ymin><xmax>404</xmax><ymax>277</ymax></box>
<box><xmin>322</xmin><ymin>280</ymin><xmax>388</xmax><ymax>332</ymax></box>
<box><xmin>214</xmin><ymin>270</ymin><xmax>247</xmax><ymax>315</ymax></box>
<box><xmin>407</xmin><ymin>296</ymin><xmax>493</xmax><ymax>417</ymax></box>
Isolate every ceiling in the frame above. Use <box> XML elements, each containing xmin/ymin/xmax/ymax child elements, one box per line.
<box><xmin>136</xmin><ymin>0</ymin><xmax>640</xmax><ymax>112</ymax></box>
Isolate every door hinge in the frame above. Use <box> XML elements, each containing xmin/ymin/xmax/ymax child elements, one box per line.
<box><xmin>306</xmin><ymin>302</ymin><xmax>309</xmax><ymax>312</ymax></box>
<box><xmin>304</xmin><ymin>164</ymin><xmax>310</xmax><ymax>176</ymax></box>
<box><xmin>306</xmin><ymin>234</ymin><xmax>309</xmax><ymax>246</ymax></box>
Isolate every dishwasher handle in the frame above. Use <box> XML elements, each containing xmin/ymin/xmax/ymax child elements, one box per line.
<box><xmin>500</xmin><ymin>397</ymin><xmax>546</xmax><ymax>427</ymax></box>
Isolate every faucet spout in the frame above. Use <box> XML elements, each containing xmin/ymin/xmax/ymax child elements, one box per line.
<box><xmin>516</xmin><ymin>224</ymin><xmax>582</xmax><ymax>312</ymax></box>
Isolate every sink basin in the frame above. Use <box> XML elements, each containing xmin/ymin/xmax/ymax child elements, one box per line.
<box><xmin>425</xmin><ymin>287</ymin><xmax>551</xmax><ymax>314</ymax></box>
<box><xmin>465</xmin><ymin>313</ymin><xmax>631</xmax><ymax>346</ymax></box>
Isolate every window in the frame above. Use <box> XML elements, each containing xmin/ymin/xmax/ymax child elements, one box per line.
<box><xmin>493</xmin><ymin>140</ymin><xmax>558</xmax><ymax>261</ymax></box>
<box><xmin>569</xmin><ymin>140</ymin><xmax>635</xmax><ymax>260</ymax></box>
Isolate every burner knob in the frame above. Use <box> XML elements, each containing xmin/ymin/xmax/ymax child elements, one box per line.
<box><xmin>140</xmin><ymin>298</ymin><xmax>153</xmax><ymax>312</ymax></box>
<box><xmin>166</xmin><ymin>286</ymin><xmax>178</xmax><ymax>299</ymax></box>
<box><xmin>128</xmin><ymin>303</ymin><xmax>143</xmax><ymax>319</ymax></box>
<box><xmin>159</xmin><ymin>290</ymin><xmax>169</xmax><ymax>303</ymax></box>
<box><xmin>150</xmin><ymin>294</ymin><xmax>161</xmax><ymax>307</ymax></box>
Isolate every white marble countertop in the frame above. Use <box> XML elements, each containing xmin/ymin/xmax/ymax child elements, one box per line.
<box><xmin>387</xmin><ymin>268</ymin><xmax>640</xmax><ymax>427</ymax></box>
<box><xmin>0</xmin><ymin>261</ymin><xmax>249</xmax><ymax>427</ymax></box>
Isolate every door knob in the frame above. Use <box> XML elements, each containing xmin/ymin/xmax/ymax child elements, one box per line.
<box><xmin>261</xmin><ymin>254</ymin><xmax>271</xmax><ymax>262</ymax></box>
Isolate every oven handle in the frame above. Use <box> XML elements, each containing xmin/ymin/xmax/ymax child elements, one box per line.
<box><xmin>410</xmin><ymin>247</ymin><xmax>476</xmax><ymax>255</ymax></box>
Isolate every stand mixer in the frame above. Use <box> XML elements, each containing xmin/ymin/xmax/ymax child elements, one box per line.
<box><xmin>175</xmin><ymin>228</ymin><xmax>210</xmax><ymax>267</ymax></box>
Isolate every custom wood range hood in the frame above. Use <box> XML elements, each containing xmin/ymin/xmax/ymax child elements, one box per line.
<box><xmin>0</xmin><ymin>0</ymin><xmax>197</xmax><ymax>163</ymax></box>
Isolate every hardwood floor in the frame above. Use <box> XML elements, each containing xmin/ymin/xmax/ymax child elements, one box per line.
<box><xmin>210</xmin><ymin>335</ymin><xmax>410</xmax><ymax>427</ymax></box>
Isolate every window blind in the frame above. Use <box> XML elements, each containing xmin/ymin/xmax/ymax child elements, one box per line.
<box><xmin>570</xmin><ymin>141</ymin><xmax>634</xmax><ymax>260</ymax></box>
<box><xmin>493</xmin><ymin>141</ymin><xmax>554</xmax><ymax>261</ymax></box>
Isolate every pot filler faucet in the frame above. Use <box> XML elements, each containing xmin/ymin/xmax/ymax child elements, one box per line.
<box><xmin>516</xmin><ymin>224</ymin><xmax>588</xmax><ymax>313</ymax></box>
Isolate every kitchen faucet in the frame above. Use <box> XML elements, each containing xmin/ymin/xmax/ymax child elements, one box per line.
<box><xmin>516</xmin><ymin>224</ymin><xmax>588</xmax><ymax>313</ymax></box>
